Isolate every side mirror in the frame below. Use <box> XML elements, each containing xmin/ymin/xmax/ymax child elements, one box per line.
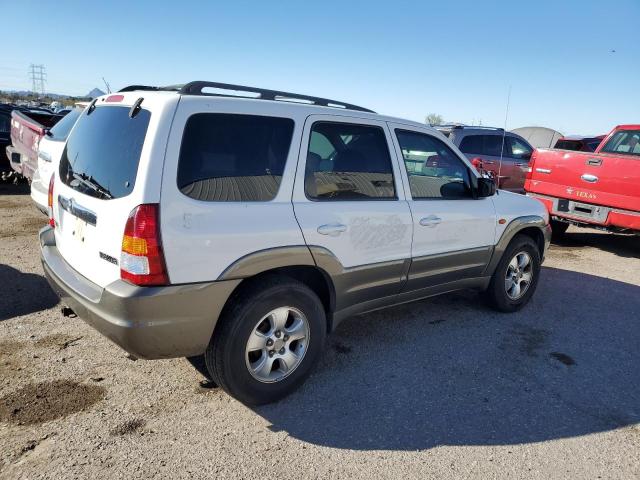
<box><xmin>476</xmin><ymin>177</ymin><xmax>496</xmax><ymax>198</ymax></box>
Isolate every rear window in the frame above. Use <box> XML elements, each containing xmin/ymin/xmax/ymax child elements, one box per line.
<box><xmin>600</xmin><ymin>130</ymin><xmax>640</xmax><ymax>157</ymax></box>
<box><xmin>177</xmin><ymin>114</ymin><xmax>294</xmax><ymax>202</ymax></box>
<box><xmin>48</xmin><ymin>108</ymin><xmax>83</xmax><ymax>141</ymax></box>
<box><xmin>554</xmin><ymin>140</ymin><xmax>581</xmax><ymax>151</ymax></box>
<box><xmin>59</xmin><ymin>106</ymin><xmax>151</xmax><ymax>199</ymax></box>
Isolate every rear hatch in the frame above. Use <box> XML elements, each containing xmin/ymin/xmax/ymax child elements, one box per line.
<box><xmin>526</xmin><ymin>148</ymin><xmax>640</xmax><ymax>212</ymax></box>
<box><xmin>52</xmin><ymin>93</ymin><xmax>178</xmax><ymax>288</ymax></box>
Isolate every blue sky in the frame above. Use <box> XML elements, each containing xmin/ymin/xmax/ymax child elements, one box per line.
<box><xmin>2</xmin><ymin>0</ymin><xmax>638</xmax><ymax>134</ymax></box>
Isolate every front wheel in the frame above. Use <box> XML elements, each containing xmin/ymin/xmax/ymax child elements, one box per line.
<box><xmin>487</xmin><ymin>234</ymin><xmax>541</xmax><ymax>312</ymax></box>
<box><xmin>205</xmin><ymin>275</ymin><xmax>326</xmax><ymax>405</ymax></box>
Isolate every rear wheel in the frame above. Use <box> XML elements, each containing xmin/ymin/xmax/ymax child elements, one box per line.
<box><xmin>205</xmin><ymin>275</ymin><xmax>326</xmax><ymax>405</ymax></box>
<box><xmin>550</xmin><ymin>219</ymin><xmax>569</xmax><ymax>239</ymax></box>
<box><xmin>487</xmin><ymin>234</ymin><xmax>541</xmax><ymax>312</ymax></box>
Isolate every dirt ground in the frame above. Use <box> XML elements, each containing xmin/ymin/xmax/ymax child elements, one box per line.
<box><xmin>0</xmin><ymin>183</ymin><xmax>638</xmax><ymax>479</ymax></box>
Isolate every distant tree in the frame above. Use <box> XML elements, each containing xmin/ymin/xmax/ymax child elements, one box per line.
<box><xmin>426</xmin><ymin>113</ymin><xmax>444</xmax><ymax>126</ymax></box>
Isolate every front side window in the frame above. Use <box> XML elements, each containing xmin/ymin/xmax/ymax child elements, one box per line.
<box><xmin>177</xmin><ymin>114</ymin><xmax>295</xmax><ymax>202</ymax></box>
<box><xmin>396</xmin><ymin>130</ymin><xmax>472</xmax><ymax>199</ymax></box>
<box><xmin>600</xmin><ymin>130</ymin><xmax>640</xmax><ymax>156</ymax></box>
<box><xmin>507</xmin><ymin>136</ymin><xmax>533</xmax><ymax>160</ymax></box>
<box><xmin>59</xmin><ymin>106</ymin><xmax>151</xmax><ymax>200</ymax></box>
<box><xmin>304</xmin><ymin>122</ymin><xmax>396</xmax><ymax>200</ymax></box>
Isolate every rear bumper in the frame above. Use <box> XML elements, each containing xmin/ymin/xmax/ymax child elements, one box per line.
<box><xmin>527</xmin><ymin>193</ymin><xmax>640</xmax><ymax>232</ymax></box>
<box><xmin>40</xmin><ymin>226</ymin><xmax>241</xmax><ymax>359</ymax></box>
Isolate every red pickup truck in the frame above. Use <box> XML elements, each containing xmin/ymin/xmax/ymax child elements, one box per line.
<box><xmin>525</xmin><ymin>125</ymin><xmax>640</xmax><ymax>236</ymax></box>
<box><xmin>6</xmin><ymin>109</ymin><xmax>66</xmax><ymax>182</ymax></box>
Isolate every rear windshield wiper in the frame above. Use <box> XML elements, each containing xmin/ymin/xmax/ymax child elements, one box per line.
<box><xmin>71</xmin><ymin>172</ymin><xmax>113</xmax><ymax>199</ymax></box>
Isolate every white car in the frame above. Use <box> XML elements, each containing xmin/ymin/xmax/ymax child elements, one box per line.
<box><xmin>41</xmin><ymin>82</ymin><xmax>551</xmax><ymax>405</ymax></box>
<box><xmin>31</xmin><ymin>107</ymin><xmax>84</xmax><ymax>213</ymax></box>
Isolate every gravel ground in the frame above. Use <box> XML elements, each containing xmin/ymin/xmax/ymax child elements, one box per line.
<box><xmin>0</xmin><ymin>184</ymin><xmax>638</xmax><ymax>479</ymax></box>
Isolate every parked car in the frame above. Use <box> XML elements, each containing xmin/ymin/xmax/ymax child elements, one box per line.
<box><xmin>31</xmin><ymin>106</ymin><xmax>84</xmax><ymax>213</ymax></box>
<box><xmin>0</xmin><ymin>105</ymin><xmax>12</xmax><ymax>181</ymax></box>
<box><xmin>6</xmin><ymin>108</ymin><xmax>67</xmax><ymax>182</ymax></box>
<box><xmin>41</xmin><ymin>82</ymin><xmax>551</xmax><ymax>405</ymax></box>
<box><xmin>553</xmin><ymin>135</ymin><xmax>605</xmax><ymax>152</ymax></box>
<box><xmin>525</xmin><ymin>124</ymin><xmax>640</xmax><ymax>236</ymax></box>
<box><xmin>436</xmin><ymin>125</ymin><xmax>534</xmax><ymax>193</ymax></box>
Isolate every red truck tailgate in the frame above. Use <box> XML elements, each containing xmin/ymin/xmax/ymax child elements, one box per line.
<box><xmin>525</xmin><ymin>149</ymin><xmax>640</xmax><ymax>213</ymax></box>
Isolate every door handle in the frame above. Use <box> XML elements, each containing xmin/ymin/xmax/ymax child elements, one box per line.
<box><xmin>419</xmin><ymin>215</ymin><xmax>442</xmax><ymax>227</ymax></box>
<box><xmin>483</xmin><ymin>160</ymin><xmax>496</xmax><ymax>165</ymax></box>
<box><xmin>515</xmin><ymin>162</ymin><xmax>528</xmax><ymax>167</ymax></box>
<box><xmin>317</xmin><ymin>223</ymin><xmax>347</xmax><ymax>237</ymax></box>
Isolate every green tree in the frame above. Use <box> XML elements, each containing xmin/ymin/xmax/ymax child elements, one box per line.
<box><xmin>426</xmin><ymin>113</ymin><xmax>444</xmax><ymax>126</ymax></box>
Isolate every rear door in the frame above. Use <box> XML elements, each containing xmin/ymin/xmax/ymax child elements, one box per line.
<box><xmin>503</xmin><ymin>135</ymin><xmax>533</xmax><ymax>192</ymax></box>
<box><xmin>458</xmin><ymin>133</ymin><xmax>515</xmax><ymax>190</ymax></box>
<box><xmin>292</xmin><ymin>115</ymin><xmax>412</xmax><ymax>308</ymax></box>
<box><xmin>388</xmin><ymin>124</ymin><xmax>496</xmax><ymax>291</ymax></box>
<box><xmin>53</xmin><ymin>94</ymin><xmax>178</xmax><ymax>288</ymax></box>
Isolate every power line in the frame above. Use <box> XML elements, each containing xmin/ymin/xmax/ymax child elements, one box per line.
<box><xmin>28</xmin><ymin>64</ymin><xmax>46</xmax><ymax>95</ymax></box>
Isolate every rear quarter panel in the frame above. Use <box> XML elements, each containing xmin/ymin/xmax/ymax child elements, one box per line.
<box><xmin>159</xmin><ymin>97</ymin><xmax>308</xmax><ymax>284</ymax></box>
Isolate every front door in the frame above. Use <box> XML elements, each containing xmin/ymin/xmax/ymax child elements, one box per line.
<box><xmin>292</xmin><ymin>115</ymin><xmax>413</xmax><ymax>311</ymax></box>
<box><xmin>388</xmin><ymin>124</ymin><xmax>496</xmax><ymax>291</ymax></box>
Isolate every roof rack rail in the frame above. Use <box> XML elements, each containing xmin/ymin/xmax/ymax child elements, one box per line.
<box><xmin>434</xmin><ymin>124</ymin><xmax>504</xmax><ymax>131</ymax></box>
<box><xmin>119</xmin><ymin>81</ymin><xmax>374</xmax><ymax>113</ymax></box>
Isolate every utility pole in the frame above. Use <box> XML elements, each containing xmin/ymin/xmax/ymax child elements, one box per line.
<box><xmin>28</xmin><ymin>64</ymin><xmax>46</xmax><ymax>96</ymax></box>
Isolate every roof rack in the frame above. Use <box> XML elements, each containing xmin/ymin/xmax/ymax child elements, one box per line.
<box><xmin>434</xmin><ymin>124</ymin><xmax>504</xmax><ymax>131</ymax></box>
<box><xmin>119</xmin><ymin>81</ymin><xmax>374</xmax><ymax>113</ymax></box>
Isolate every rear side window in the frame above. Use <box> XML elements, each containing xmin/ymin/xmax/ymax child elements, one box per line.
<box><xmin>506</xmin><ymin>136</ymin><xmax>533</xmax><ymax>159</ymax></box>
<box><xmin>48</xmin><ymin>108</ymin><xmax>83</xmax><ymax>141</ymax></box>
<box><xmin>600</xmin><ymin>130</ymin><xmax>640</xmax><ymax>156</ymax></box>
<box><xmin>459</xmin><ymin>134</ymin><xmax>505</xmax><ymax>157</ymax></box>
<box><xmin>59</xmin><ymin>106</ymin><xmax>151</xmax><ymax>200</ymax></box>
<box><xmin>305</xmin><ymin>122</ymin><xmax>395</xmax><ymax>200</ymax></box>
<box><xmin>177</xmin><ymin>114</ymin><xmax>294</xmax><ymax>202</ymax></box>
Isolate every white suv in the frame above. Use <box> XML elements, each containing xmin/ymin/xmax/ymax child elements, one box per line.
<box><xmin>41</xmin><ymin>82</ymin><xmax>551</xmax><ymax>405</ymax></box>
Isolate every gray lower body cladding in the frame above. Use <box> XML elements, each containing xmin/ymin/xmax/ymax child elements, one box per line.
<box><xmin>40</xmin><ymin>226</ymin><xmax>240</xmax><ymax>359</ymax></box>
<box><xmin>40</xmin><ymin>216</ymin><xmax>550</xmax><ymax>359</ymax></box>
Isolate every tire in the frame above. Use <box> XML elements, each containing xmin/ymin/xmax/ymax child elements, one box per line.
<box><xmin>487</xmin><ymin>234</ymin><xmax>541</xmax><ymax>313</ymax></box>
<box><xmin>205</xmin><ymin>274</ymin><xmax>326</xmax><ymax>405</ymax></box>
<box><xmin>550</xmin><ymin>220</ymin><xmax>569</xmax><ymax>240</ymax></box>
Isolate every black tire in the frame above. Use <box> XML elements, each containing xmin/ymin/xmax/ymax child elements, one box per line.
<box><xmin>550</xmin><ymin>220</ymin><xmax>569</xmax><ymax>240</ymax></box>
<box><xmin>487</xmin><ymin>234</ymin><xmax>541</xmax><ymax>313</ymax></box>
<box><xmin>205</xmin><ymin>274</ymin><xmax>326</xmax><ymax>405</ymax></box>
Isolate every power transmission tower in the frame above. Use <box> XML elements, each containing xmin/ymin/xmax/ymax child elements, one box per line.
<box><xmin>28</xmin><ymin>64</ymin><xmax>46</xmax><ymax>95</ymax></box>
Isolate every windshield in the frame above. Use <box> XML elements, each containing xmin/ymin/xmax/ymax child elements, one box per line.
<box><xmin>59</xmin><ymin>105</ymin><xmax>151</xmax><ymax>199</ymax></box>
<box><xmin>600</xmin><ymin>130</ymin><xmax>640</xmax><ymax>157</ymax></box>
<box><xmin>48</xmin><ymin>108</ymin><xmax>83</xmax><ymax>141</ymax></box>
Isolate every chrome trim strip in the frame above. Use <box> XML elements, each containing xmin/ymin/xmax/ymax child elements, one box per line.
<box><xmin>57</xmin><ymin>195</ymin><xmax>97</xmax><ymax>226</ymax></box>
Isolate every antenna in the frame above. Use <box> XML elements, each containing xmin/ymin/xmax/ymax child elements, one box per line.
<box><xmin>497</xmin><ymin>85</ymin><xmax>511</xmax><ymax>189</ymax></box>
<box><xmin>102</xmin><ymin>77</ymin><xmax>112</xmax><ymax>94</ymax></box>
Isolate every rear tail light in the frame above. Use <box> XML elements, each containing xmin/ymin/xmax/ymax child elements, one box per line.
<box><xmin>47</xmin><ymin>174</ymin><xmax>55</xmax><ymax>227</ymax></box>
<box><xmin>120</xmin><ymin>204</ymin><xmax>169</xmax><ymax>286</ymax></box>
<box><xmin>525</xmin><ymin>150</ymin><xmax>537</xmax><ymax>182</ymax></box>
